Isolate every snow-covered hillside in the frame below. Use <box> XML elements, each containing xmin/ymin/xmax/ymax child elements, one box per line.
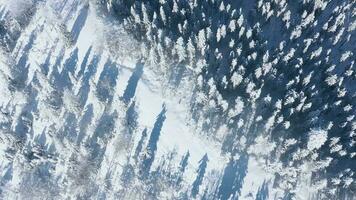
<box><xmin>0</xmin><ymin>0</ymin><xmax>355</xmax><ymax>199</ymax></box>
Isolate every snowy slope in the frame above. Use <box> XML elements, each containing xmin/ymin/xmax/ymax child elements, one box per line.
<box><xmin>0</xmin><ymin>0</ymin><xmax>355</xmax><ymax>200</ymax></box>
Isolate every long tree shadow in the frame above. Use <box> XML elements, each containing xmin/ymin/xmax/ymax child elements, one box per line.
<box><xmin>216</xmin><ymin>153</ymin><xmax>249</xmax><ymax>200</ymax></box>
<box><xmin>121</xmin><ymin>61</ymin><xmax>144</xmax><ymax>104</ymax></box>
<box><xmin>140</xmin><ymin>104</ymin><xmax>167</xmax><ymax>178</ymax></box>
<box><xmin>97</xmin><ymin>59</ymin><xmax>119</xmax><ymax>103</ymax></box>
<box><xmin>70</xmin><ymin>4</ymin><xmax>89</xmax><ymax>45</ymax></box>
<box><xmin>77</xmin><ymin>54</ymin><xmax>101</xmax><ymax>107</ymax></box>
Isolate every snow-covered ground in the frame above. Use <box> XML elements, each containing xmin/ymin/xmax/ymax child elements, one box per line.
<box><xmin>0</xmin><ymin>0</ymin><xmax>355</xmax><ymax>199</ymax></box>
<box><xmin>0</xmin><ymin>0</ymin><xmax>235</xmax><ymax>198</ymax></box>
